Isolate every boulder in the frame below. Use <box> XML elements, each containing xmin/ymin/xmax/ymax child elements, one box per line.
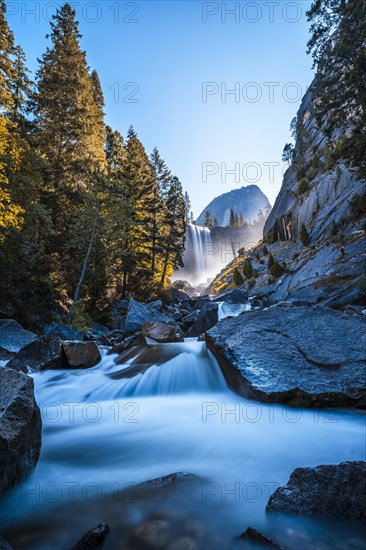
<box><xmin>124</xmin><ymin>299</ymin><xmax>172</xmax><ymax>333</ymax></box>
<box><xmin>117</xmin><ymin>472</ymin><xmax>200</xmax><ymax>502</ymax></box>
<box><xmin>186</xmin><ymin>302</ymin><xmax>218</xmax><ymax>338</ymax></box>
<box><xmin>7</xmin><ymin>336</ymin><xmax>68</xmax><ymax>373</ymax></box>
<box><xmin>62</xmin><ymin>341</ymin><xmax>101</xmax><ymax>369</ymax></box>
<box><xmin>0</xmin><ymin>368</ymin><xmax>42</xmax><ymax>496</ymax></box>
<box><xmin>206</xmin><ymin>305</ymin><xmax>366</xmax><ymax>408</ymax></box>
<box><xmin>213</xmin><ymin>288</ymin><xmax>248</xmax><ymax>304</ymax></box>
<box><xmin>44</xmin><ymin>323</ymin><xmax>85</xmax><ymax>341</ymax></box>
<box><xmin>142</xmin><ymin>322</ymin><xmax>181</xmax><ymax>343</ymax></box>
<box><xmin>71</xmin><ymin>523</ymin><xmax>111</xmax><ymax>550</ymax></box>
<box><xmin>0</xmin><ymin>319</ymin><xmax>36</xmax><ymax>354</ymax></box>
<box><xmin>192</xmin><ymin>295</ymin><xmax>211</xmax><ymax>310</ymax></box>
<box><xmin>147</xmin><ymin>300</ymin><xmax>163</xmax><ymax>312</ymax></box>
<box><xmin>108</xmin><ymin>332</ymin><xmax>146</xmax><ymax>355</ymax></box>
<box><xmin>267</xmin><ymin>461</ymin><xmax>366</xmax><ymax>520</ymax></box>
<box><xmin>239</xmin><ymin>528</ymin><xmax>281</xmax><ymax>548</ymax></box>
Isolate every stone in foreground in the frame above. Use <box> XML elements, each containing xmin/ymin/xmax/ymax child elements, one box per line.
<box><xmin>6</xmin><ymin>336</ymin><xmax>68</xmax><ymax>372</ymax></box>
<box><xmin>71</xmin><ymin>523</ymin><xmax>111</xmax><ymax>550</ymax></box>
<box><xmin>267</xmin><ymin>461</ymin><xmax>366</xmax><ymax>520</ymax></box>
<box><xmin>62</xmin><ymin>341</ymin><xmax>101</xmax><ymax>368</ymax></box>
<box><xmin>239</xmin><ymin>527</ymin><xmax>281</xmax><ymax>548</ymax></box>
<box><xmin>206</xmin><ymin>305</ymin><xmax>366</xmax><ymax>408</ymax></box>
<box><xmin>0</xmin><ymin>368</ymin><xmax>42</xmax><ymax>496</ymax></box>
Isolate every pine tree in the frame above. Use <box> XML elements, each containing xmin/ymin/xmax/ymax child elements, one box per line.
<box><xmin>33</xmin><ymin>3</ymin><xmax>107</xmax><ymax>306</ymax></box>
<box><xmin>213</xmin><ymin>216</ymin><xmax>219</xmax><ymax>226</ymax></box>
<box><xmin>233</xmin><ymin>267</ymin><xmax>244</xmax><ymax>286</ymax></box>
<box><xmin>300</xmin><ymin>223</ymin><xmax>310</xmax><ymax>246</ymax></box>
<box><xmin>229</xmin><ymin>208</ymin><xmax>236</xmax><ymax>227</ymax></box>
<box><xmin>34</xmin><ymin>3</ymin><xmax>106</xmax><ymax>191</ymax></box>
<box><xmin>160</xmin><ymin>176</ymin><xmax>186</xmax><ymax>285</ymax></box>
<box><xmin>204</xmin><ymin>211</ymin><xmax>212</xmax><ymax>227</ymax></box>
<box><xmin>307</xmin><ymin>0</ymin><xmax>366</xmax><ymax>177</ymax></box>
<box><xmin>243</xmin><ymin>258</ymin><xmax>253</xmax><ymax>279</ymax></box>
<box><xmin>268</xmin><ymin>253</ymin><xmax>275</xmax><ymax>269</ymax></box>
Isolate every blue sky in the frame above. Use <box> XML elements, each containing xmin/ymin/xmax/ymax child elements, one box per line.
<box><xmin>7</xmin><ymin>0</ymin><xmax>314</xmax><ymax>217</ymax></box>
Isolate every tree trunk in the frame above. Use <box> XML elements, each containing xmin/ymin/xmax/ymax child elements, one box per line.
<box><xmin>68</xmin><ymin>203</ymin><xmax>100</xmax><ymax>321</ymax></box>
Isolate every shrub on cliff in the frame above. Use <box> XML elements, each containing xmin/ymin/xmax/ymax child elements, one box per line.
<box><xmin>243</xmin><ymin>259</ymin><xmax>253</xmax><ymax>279</ymax></box>
<box><xmin>300</xmin><ymin>223</ymin><xmax>310</xmax><ymax>246</ymax></box>
<box><xmin>233</xmin><ymin>268</ymin><xmax>244</xmax><ymax>286</ymax></box>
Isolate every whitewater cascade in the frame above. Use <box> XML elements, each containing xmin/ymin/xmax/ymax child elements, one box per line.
<box><xmin>174</xmin><ymin>224</ymin><xmax>223</xmax><ymax>285</ymax></box>
<box><xmin>1</xmin><ymin>341</ymin><xmax>365</xmax><ymax>549</ymax></box>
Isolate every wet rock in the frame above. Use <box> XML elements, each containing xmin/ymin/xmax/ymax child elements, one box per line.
<box><xmin>147</xmin><ymin>300</ymin><xmax>163</xmax><ymax>312</ymax></box>
<box><xmin>7</xmin><ymin>336</ymin><xmax>68</xmax><ymax>373</ymax></box>
<box><xmin>213</xmin><ymin>289</ymin><xmax>248</xmax><ymax>304</ymax></box>
<box><xmin>186</xmin><ymin>302</ymin><xmax>218</xmax><ymax>338</ymax></box>
<box><xmin>71</xmin><ymin>523</ymin><xmax>110</xmax><ymax>550</ymax></box>
<box><xmin>0</xmin><ymin>368</ymin><xmax>42</xmax><ymax>496</ymax></box>
<box><xmin>240</xmin><ymin>528</ymin><xmax>281</xmax><ymax>548</ymax></box>
<box><xmin>192</xmin><ymin>295</ymin><xmax>210</xmax><ymax>310</ymax></box>
<box><xmin>267</xmin><ymin>461</ymin><xmax>366</xmax><ymax>520</ymax></box>
<box><xmin>0</xmin><ymin>537</ymin><xmax>14</xmax><ymax>550</ymax></box>
<box><xmin>206</xmin><ymin>305</ymin><xmax>366</xmax><ymax>408</ymax></box>
<box><xmin>172</xmin><ymin>288</ymin><xmax>192</xmax><ymax>304</ymax></box>
<box><xmin>116</xmin><ymin>472</ymin><xmax>200</xmax><ymax>502</ymax></box>
<box><xmin>44</xmin><ymin>322</ymin><xmax>85</xmax><ymax>340</ymax></box>
<box><xmin>0</xmin><ymin>319</ymin><xmax>36</xmax><ymax>354</ymax></box>
<box><xmin>108</xmin><ymin>332</ymin><xmax>146</xmax><ymax>355</ymax></box>
<box><xmin>125</xmin><ymin>299</ymin><xmax>172</xmax><ymax>333</ymax></box>
<box><xmin>62</xmin><ymin>341</ymin><xmax>101</xmax><ymax>369</ymax></box>
<box><xmin>142</xmin><ymin>322</ymin><xmax>183</xmax><ymax>343</ymax></box>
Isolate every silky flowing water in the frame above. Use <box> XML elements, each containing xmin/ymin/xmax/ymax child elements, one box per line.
<box><xmin>1</xmin><ymin>341</ymin><xmax>365</xmax><ymax>549</ymax></box>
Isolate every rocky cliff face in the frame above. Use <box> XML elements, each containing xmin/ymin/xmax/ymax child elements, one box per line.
<box><xmin>208</xmin><ymin>82</ymin><xmax>366</xmax><ymax>307</ymax></box>
<box><xmin>264</xmin><ymin>89</ymin><xmax>365</xmax><ymax>243</ymax></box>
<box><xmin>196</xmin><ymin>185</ymin><xmax>270</xmax><ymax>226</ymax></box>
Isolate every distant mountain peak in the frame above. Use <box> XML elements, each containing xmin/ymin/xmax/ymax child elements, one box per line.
<box><xmin>196</xmin><ymin>185</ymin><xmax>271</xmax><ymax>227</ymax></box>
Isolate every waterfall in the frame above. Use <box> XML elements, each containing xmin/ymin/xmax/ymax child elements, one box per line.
<box><xmin>176</xmin><ymin>224</ymin><xmax>215</xmax><ymax>285</ymax></box>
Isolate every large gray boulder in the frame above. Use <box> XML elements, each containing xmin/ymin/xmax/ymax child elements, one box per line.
<box><xmin>267</xmin><ymin>461</ymin><xmax>366</xmax><ymax>520</ymax></box>
<box><xmin>213</xmin><ymin>288</ymin><xmax>248</xmax><ymax>304</ymax></box>
<box><xmin>124</xmin><ymin>299</ymin><xmax>173</xmax><ymax>333</ymax></box>
<box><xmin>0</xmin><ymin>319</ymin><xmax>36</xmax><ymax>354</ymax></box>
<box><xmin>186</xmin><ymin>302</ymin><xmax>218</xmax><ymax>337</ymax></box>
<box><xmin>44</xmin><ymin>322</ymin><xmax>85</xmax><ymax>340</ymax></box>
<box><xmin>6</xmin><ymin>336</ymin><xmax>68</xmax><ymax>373</ymax></box>
<box><xmin>0</xmin><ymin>368</ymin><xmax>42</xmax><ymax>496</ymax></box>
<box><xmin>206</xmin><ymin>305</ymin><xmax>366</xmax><ymax>407</ymax></box>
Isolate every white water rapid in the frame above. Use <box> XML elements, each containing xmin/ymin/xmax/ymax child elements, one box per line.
<box><xmin>0</xmin><ymin>342</ymin><xmax>365</xmax><ymax>549</ymax></box>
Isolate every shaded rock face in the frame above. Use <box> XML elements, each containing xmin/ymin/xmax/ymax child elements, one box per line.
<box><xmin>264</xmin><ymin>88</ymin><xmax>366</xmax><ymax>243</ymax></box>
<box><xmin>62</xmin><ymin>341</ymin><xmax>101</xmax><ymax>369</ymax></box>
<box><xmin>44</xmin><ymin>322</ymin><xmax>85</xmax><ymax>341</ymax></box>
<box><xmin>0</xmin><ymin>368</ymin><xmax>42</xmax><ymax>496</ymax></box>
<box><xmin>267</xmin><ymin>461</ymin><xmax>366</xmax><ymax>520</ymax></box>
<box><xmin>6</xmin><ymin>336</ymin><xmax>68</xmax><ymax>373</ymax></box>
<box><xmin>124</xmin><ymin>299</ymin><xmax>173</xmax><ymax>333</ymax></box>
<box><xmin>206</xmin><ymin>306</ymin><xmax>366</xmax><ymax>408</ymax></box>
<box><xmin>186</xmin><ymin>302</ymin><xmax>219</xmax><ymax>338</ymax></box>
<box><xmin>142</xmin><ymin>322</ymin><xmax>183</xmax><ymax>343</ymax></box>
<box><xmin>0</xmin><ymin>319</ymin><xmax>36</xmax><ymax>354</ymax></box>
<box><xmin>71</xmin><ymin>523</ymin><xmax>110</xmax><ymax>550</ymax></box>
